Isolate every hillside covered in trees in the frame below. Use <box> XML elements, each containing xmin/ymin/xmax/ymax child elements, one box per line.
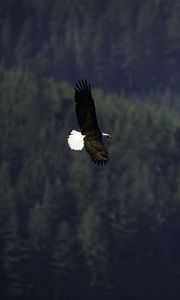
<box><xmin>1</xmin><ymin>0</ymin><xmax>180</xmax><ymax>101</ymax></box>
<box><xmin>0</xmin><ymin>67</ymin><xmax>180</xmax><ymax>299</ymax></box>
<box><xmin>1</xmin><ymin>0</ymin><xmax>180</xmax><ymax>299</ymax></box>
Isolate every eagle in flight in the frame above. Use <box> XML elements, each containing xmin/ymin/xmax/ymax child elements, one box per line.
<box><xmin>67</xmin><ymin>80</ymin><xmax>111</xmax><ymax>165</ymax></box>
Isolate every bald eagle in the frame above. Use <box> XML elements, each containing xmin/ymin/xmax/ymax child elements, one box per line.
<box><xmin>67</xmin><ymin>80</ymin><xmax>111</xmax><ymax>165</ymax></box>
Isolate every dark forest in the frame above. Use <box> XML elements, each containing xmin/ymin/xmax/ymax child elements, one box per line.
<box><xmin>1</xmin><ymin>1</ymin><xmax>180</xmax><ymax>299</ymax></box>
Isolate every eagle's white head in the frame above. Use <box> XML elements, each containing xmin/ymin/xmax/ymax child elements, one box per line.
<box><xmin>67</xmin><ymin>130</ymin><xmax>85</xmax><ymax>150</ymax></box>
<box><xmin>67</xmin><ymin>130</ymin><xmax>111</xmax><ymax>151</ymax></box>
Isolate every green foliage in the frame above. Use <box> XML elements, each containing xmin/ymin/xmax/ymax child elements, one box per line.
<box><xmin>1</xmin><ymin>0</ymin><xmax>180</xmax><ymax>98</ymax></box>
<box><xmin>0</xmin><ymin>68</ymin><xmax>180</xmax><ymax>299</ymax></box>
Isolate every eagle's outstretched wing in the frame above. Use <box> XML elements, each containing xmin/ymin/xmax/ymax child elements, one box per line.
<box><xmin>74</xmin><ymin>79</ymin><xmax>109</xmax><ymax>165</ymax></box>
<box><xmin>74</xmin><ymin>80</ymin><xmax>101</xmax><ymax>136</ymax></box>
<box><xmin>84</xmin><ymin>136</ymin><xmax>109</xmax><ymax>165</ymax></box>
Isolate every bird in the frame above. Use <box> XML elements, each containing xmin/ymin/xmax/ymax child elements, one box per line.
<box><xmin>67</xmin><ymin>79</ymin><xmax>111</xmax><ymax>165</ymax></box>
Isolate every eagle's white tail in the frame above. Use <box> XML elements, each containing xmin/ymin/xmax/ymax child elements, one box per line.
<box><xmin>67</xmin><ymin>130</ymin><xmax>85</xmax><ymax>150</ymax></box>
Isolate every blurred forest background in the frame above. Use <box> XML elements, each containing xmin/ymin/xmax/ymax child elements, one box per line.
<box><xmin>1</xmin><ymin>0</ymin><xmax>180</xmax><ymax>299</ymax></box>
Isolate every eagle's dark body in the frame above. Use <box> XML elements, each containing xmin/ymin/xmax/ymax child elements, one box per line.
<box><xmin>68</xmin><ymin>80</ymin><xmax>110</xmax><ymax>165</ymax></box>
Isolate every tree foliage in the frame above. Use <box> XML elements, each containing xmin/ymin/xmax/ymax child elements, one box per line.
<box><xmin>0</xmin><ymin>67</ymin><xmax>180</xmax><ymax>299</ymax></box>
<box><xmin>0</xmin><ymin>0</ymin><xmax>180</xmax><ymax>100</ymax></box>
